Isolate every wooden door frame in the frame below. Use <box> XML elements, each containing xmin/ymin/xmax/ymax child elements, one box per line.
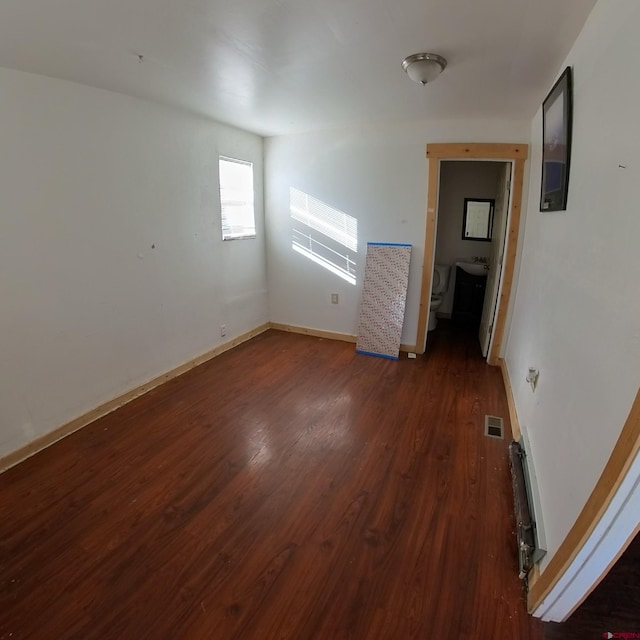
<box><xmin>528</xmin><ymin>388</ymin><xmax>640</xmax><ymax>620</ymax></box>
<box><xmin>414</xmin><ymin>143</ymin><xmax>528</xmax><ymax>363</ymax></box>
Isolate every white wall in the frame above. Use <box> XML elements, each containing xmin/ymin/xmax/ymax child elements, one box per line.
<box><xmin>435</xmin><ymin>161</ymin><xmax>501</xmax><ymax>316</ymax></box>
<box><xmin>265</xmin><ymin>119</ymin><xmax>528</xmax><ymax>345</ymax></box>
<box><xmin>0</xmin><ymin>68</ymin><xmax>268</xmax><ymax>458</ymax></box>
<box><xmin>505</xmin><ymin>0</ymin><xmax>640</xmax><ymax>570</ymax></box>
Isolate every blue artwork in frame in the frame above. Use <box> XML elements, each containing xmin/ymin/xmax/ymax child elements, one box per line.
<box><xmin>540</xmin><ymin>67</ymin><xmax>573</xmax><ymax>212</ymax></box>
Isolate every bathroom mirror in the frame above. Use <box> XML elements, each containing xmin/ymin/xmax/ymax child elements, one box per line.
<box><xmin>462</xmin><ymin>198</ymin><xmax>494</xmax><ymax>241</ymax></box>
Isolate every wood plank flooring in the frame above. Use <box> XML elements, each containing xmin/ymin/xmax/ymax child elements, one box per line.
<box><xmin>0</xmin><ymin>327</ymin><xmax>542</xmax><ymax>639</ymax></box>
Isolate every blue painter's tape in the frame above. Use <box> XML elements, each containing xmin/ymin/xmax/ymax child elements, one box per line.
<box><xmin>367</xmin><ymin>242</ymin><xmax>412</xmax><ymax>247</ymax></box>
<box><xmin>356</xmin><ymin>349</ymin><xmax>400</xmax><ymax>361</ymax></box>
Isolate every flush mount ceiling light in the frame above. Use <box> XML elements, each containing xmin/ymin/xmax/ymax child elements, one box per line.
<box><xmin>402</xmin><ymin>53</ymin><xmax>447</xmax><ymax>85</ymax></box>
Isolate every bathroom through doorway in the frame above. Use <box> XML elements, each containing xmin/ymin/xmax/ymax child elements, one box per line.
<box><xmin>415</xmin><ymin>143</ymin><xmax>528</xmax><ymax>364</ymax></box>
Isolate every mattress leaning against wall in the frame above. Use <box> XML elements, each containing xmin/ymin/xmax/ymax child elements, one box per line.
<box><xmin>356</xmin><ymin>242</ymin><xmax>412</xmax><ymax>360</ymax></box>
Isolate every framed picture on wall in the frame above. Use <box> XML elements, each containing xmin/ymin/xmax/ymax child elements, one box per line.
<box><xmin>540</xmin><ymin>66</ymin><xmax>573</xmax><ymax>212</ymax></box>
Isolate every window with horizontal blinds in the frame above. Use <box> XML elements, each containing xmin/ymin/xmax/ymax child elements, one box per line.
<box><xmin>219</xmin><ymin>156</ymin><xmax>255</xmax><ymax>240</ymax></box>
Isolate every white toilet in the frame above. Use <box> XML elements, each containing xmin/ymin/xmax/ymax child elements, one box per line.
<box><xmin>428</xmin><ymin>264</ymin><xmax>451</xmax><ymax>331</ymax></box>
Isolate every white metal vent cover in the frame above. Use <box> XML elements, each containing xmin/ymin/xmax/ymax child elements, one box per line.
<box><xmin>484</xmin><ymin>415</ymin><xmax>504</xmax><ymax>439</ymax></box>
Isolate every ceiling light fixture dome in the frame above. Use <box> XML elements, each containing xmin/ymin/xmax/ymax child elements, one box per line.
<box><xmin>402</xmin><ymin>53</ymin><xmax>447</xmax><ymax>85</ymax></box>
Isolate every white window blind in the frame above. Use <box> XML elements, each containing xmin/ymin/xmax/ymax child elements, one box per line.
<box><xmin>219</xmin><ymin>156</ymin><xmax>255</xmax><ymax>240</ymax></box>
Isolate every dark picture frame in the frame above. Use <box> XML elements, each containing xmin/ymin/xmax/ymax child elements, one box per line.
<box><xmin>540</xmin><ymin>66</ymin><xmax>573</xmax><ymax>211</ymax></box>
<box><xmin>462</xmin><ymin>198</ymin><xmax>494</xmax><ymax>242</ymax></box>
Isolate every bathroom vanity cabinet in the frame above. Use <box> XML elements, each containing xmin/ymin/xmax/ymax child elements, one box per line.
<box><xmin>452</xmin><ymin>266</ymin><xmax>487</xmax><ymax>327</ymax></box>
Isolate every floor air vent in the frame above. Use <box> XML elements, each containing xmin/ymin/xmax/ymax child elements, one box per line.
<box><xmin>484</xmin><ymin>415</ymin><xmax>504</xmax><ymax>439</ymax></box>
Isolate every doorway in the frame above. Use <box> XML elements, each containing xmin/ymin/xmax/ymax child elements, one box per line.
<box><xmin>415</xmin><ymin>143</ymin><xmax>528</xmax><ymax>364</ymax></box>
<box><xmin>429</xmin><ymin>160</ymin><xmax>511</xmax><ymax>357</ymax></box>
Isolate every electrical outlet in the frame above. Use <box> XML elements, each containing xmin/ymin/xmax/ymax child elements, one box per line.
<box><xmin>526</xmin><ymin>367</ymin><xmax>539</xmax><ymax>391</ymax></box>
<box><xmin>220</xmin><ymin>324</ymin><xmax>227</xmax><ymax>337</ymax></box>
<box><xmin>331</xmin><ymin>293</ymin><xmax>339</xmax><ymax>304</ymax></box>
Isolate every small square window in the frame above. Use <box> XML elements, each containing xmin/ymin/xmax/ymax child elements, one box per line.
<box><xmin>219</xmin><ymin>156</ymin><xmax>255</xmax><ymax>240</ymax></box>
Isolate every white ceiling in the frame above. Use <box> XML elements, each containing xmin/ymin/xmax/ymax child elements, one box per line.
<box><xmin>0</xmin><ymin>0</ymin><xmax>597</xmax><ymax>137</ymax></box>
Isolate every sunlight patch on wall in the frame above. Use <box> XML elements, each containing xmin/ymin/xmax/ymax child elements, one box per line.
<box><xmin>290</xmin><ymin>187</ymin><xmax>358</xmax><ymax>285</ymax></box>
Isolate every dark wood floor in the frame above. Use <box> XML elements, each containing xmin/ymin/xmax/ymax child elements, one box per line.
<box><xmin>0</xmin><ymin>326</ymin><xmax>542</xmax><ymax>639</ymax></box>
<box><xmin>543</xmin><ymin>530</ymin><xmax>640</xmax><ymax>639</ymax></box>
